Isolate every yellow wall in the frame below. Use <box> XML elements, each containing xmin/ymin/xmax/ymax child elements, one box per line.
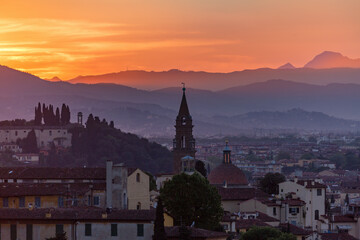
<box><xmin>164</xmin><ymin>213</ymin><xmax>174</xmax><ymax>227</ymax></box>
<box><xmin>127</xmin><ymin>169</ymin><xmax>150</xmax><ymax>210</ymax></box>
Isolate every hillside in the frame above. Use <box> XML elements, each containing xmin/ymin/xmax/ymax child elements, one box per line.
<box><xmin>304</xmin><ymin>51</ymin><xmax>360</xmax><ymax>69</ymax></box>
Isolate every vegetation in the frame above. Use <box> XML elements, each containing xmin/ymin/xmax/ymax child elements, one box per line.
<box><xmin>70</xmin><ymin>114</ymin><xmax>172</xmax><ymax>173</ymax></box>
<box><xmin>259</xmin><ymin>173</ymin><xmax>286</xmax><ymax>195</ymax></box>
<box><xmin>276</xmin><ymin>151</ymin><xmax>291</xmax><ymax>161</ymax></box>
<box><xmin>241</xmin><ymin>226</ymin><xmax>296</xmax><ymax>240</ymax></box>
<box><xmin>153</xmin><ymin>197</ymin><xmax>167</xmax><ymax>240</ymax></box>
<box><xmin>17</xmin><ymin>129</ymin><xmax>38</xmax><ymax>153</ymax></box>
<box><xmin>329</xmin><ymin>152</ymin><xmax>360</xmax><ymax>169</ymax></box>
<box><xmin>195</xmin><ymin>160</ymin><xmax>207</xmax><ymax>177</ymax></box>
<box><xmin>160</xmin><ymin>173</ymin><xmax>223</xmax><ymax>231</ymax></box>
<box><xmin>35</xmin><ymin>103</ymin><xmax>71</xmax><ymax>126</ymax></box>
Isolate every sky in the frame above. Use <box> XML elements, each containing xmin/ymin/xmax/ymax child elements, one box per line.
<box><xmin>0</xmin><ymin>0</ymin><xmax>359</xmax><ymax>79</ymax></box>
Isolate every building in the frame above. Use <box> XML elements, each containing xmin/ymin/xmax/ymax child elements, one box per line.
<box><xmin>278</xmin><ymin>179</ymin><xmax>326</xmax><ymax>230</ymax></box>
<box><xmin>0</xmin><ymin>207</ymin><xmax>155</xmax><ymax>240</ymax></box>
<box><xmin>0</xmin><ymin>126</ymin><xmax>73</xmax><ymax>148</ymax></box>
<box><xmin>172</xmin><ymin>86</ymin><xmax>196</xmax><ymax>174</ymax></box>
<box><xmin>127</xmin><ymin>168</ymin><xmax>150</xmax><ymax>210</ymax></box>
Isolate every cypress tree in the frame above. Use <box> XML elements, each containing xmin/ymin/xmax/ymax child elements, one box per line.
<box><xmin>154</xmin><ymin>198</ymin><xmax>167</xmax><ymax>240</ymax></box>
<box><xmin>61</xmin><ymin>103</ymin><xmax>66</xmax><ymax>125</ymax></box>
<box><xmin>55</xmin><ymin>107</ymin><xmax>60</xmax><ymax>125</ymax></box>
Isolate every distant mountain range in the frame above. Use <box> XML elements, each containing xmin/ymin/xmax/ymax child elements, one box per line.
<box><xmin>1</xmin><ymin>50</ymin><xmax>360</xmax><ymax>137</ymax></box>
<box><xmin>64</xmin><ymin>51</ymin><xmax>360</xmax><ymax>90</ymax></box>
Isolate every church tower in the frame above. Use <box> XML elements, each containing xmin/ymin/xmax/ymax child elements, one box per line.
<box><xmin>173</xmin><ymin>85</ymin><xmax>196</xmax><ymax>174</ymax></box>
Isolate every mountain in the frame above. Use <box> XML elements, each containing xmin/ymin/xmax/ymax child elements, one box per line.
<box><xmin>3</xmin><ymin>65</ymin><xmax>360</xmax><ymax>136</ymax></box>
<box><xmin>45</xmin><ymin>76</ymin><xmax>63</xmax><ymax>82</ymax></box>
<box><xmin>65</xmin><ymin>67</ymin><xmax>360</xmax><ymax>91</ymax></box>
<box><xmin>278</xmin><ymin>63</ymin><xmax>296</xmax><ymax>69</ymax></box>
<box><xmin>304</xmin><ymin>51</ymin><xmax>360</xmax><ymax>69</ymax></box>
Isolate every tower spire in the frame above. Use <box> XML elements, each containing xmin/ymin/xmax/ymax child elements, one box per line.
<box><xmin>178</xmin><ymin>83</ymin><xmax>190</xmax><ymax>116</ymax></box>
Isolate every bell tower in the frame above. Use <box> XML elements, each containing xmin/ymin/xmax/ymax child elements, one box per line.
<box><xmin>173</xmin><ymin>84</ymin><xmax>196</xmax><ymax>174</ymax></box>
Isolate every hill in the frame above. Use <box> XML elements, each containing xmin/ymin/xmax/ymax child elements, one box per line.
<box><xmin>304</xmin><ymin>51</ymin><xmax>360</xmax><ymax>69</ymax></box>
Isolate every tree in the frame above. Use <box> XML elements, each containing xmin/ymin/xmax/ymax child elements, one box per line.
<box><xmin>46</xmin><ymin>232</ymin><xmax>67</xmax><ymax>240</ymax></box>
<box><xmin>55</xmin><ymin>107</ymin><xmax>60</xmax><ymax>125</ymax></box>
<box><xmin>241</xmin><ymin>226</ymin><xmax>296</xmax><ymax>240</ymax></box>
<box><xmin>20</xmin><ymin>129</ymin><xmax>38</xmax><ymax>153</ymax></box>
<box><xmin>34</xmin><ymin>102</ymin><xmax>42</xmax><ymax>125</ymax></box>
<box><xmin>153</xmin><ymin>197</ymin><xmax>167</xmax><ymax>240</ymax></box>
<box><xmin>276</xmin><ymin>151</ymin><xmax>291</xmax><ymax>161</ymax></box>
<box><xmin>160</xmin><ymin>173</ymin><xmax>223</xmax><ymax>231</ymax></box>
<box><xmin>195</xmin><ymin>160</ymin><xmax>207</xmax><ymax>177</ymax></box>
<box><xmin>259</xmin><ymin>173</ymin><xmax>285</xmax><ymax>195</ymax></box>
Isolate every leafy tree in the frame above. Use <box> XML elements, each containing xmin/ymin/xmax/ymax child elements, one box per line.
<box><xmin>195</xmin><ymin>160</ymin><xmax>207</xmax><ymax>177</ymax></box>
<box><xmin>259</xmin><ymin>173</ymin><xmax>285</xmax><ymax>195</ymax></box>
<box><xmin>241</xmin><ymin>226</ymin><xmax>296</xmax><ymax>240</ymax></box>
<box><xmin>160</xmin><ymin>173</ymin><xmax>223</xmax><ymax>231</ymax></box>
<box><xmin>146</xmin><ymin>172</ymin><xmax>157</xmax><ymax>191</ymax></box>
<box><xmin>153</xmin><ymin>197</ymin><xmax>167</xmax><ymax>240</ymax></box>
<box><xmin>276</xmin><ymin>151</ymin><xmax>291</xmax><ymax>161</ymax></box>
<box><xmin>34</xmin><ymin>102</ymin><xmax>42</xmax><ymax>125</ymax></box>
<box><xmin>301</xmin><ymin>152</ymin><xmax>315</xmax><ymax>160</ymax></box>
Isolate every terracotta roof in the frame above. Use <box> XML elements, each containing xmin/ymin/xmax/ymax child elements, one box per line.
<box><xmin>0</xmin><ymin>183</ymin><xmax>105</xmax><ymax>197</ymax></box>
<box><xmin>216</xmin><ymin>187</ymin><xmax>268</xmax><ymax>201</ymax></box>
<box><xmin>331</xmin><ymin>215</ymin><xmax>357</xmax><ymax>223</ymax></box>
<box><xmin>0</xmin><ymin>167</ymin><xmax>105</xmax><ymax>180</ymax></box>
<box><xmin>208</xmin><ymin>163</ymin><xmax>248</xmax><ymax>186</ymax></box>
<box><xmin>165</xmin><ymin>226</ymin><xmax>228</xmax><ymax>238</ymax></box>
<box><xmin>0</xmin><ymin>207</ymin><xmax>155</xmax><ymax>221</ymax></box>
<box><xmin>279</xmin><ymin>223</ymin><xmax>311</xmax><ymax>236</ymax></box>
<box><xmin>240</xmin><ymin>212</ymin><xmax>279</xmax><ymax>222</ymax></box>
<box><xmin>319</xmin><ymin>233</ymin><xmax>358</xmax><ymax>240</ymax></box>
<box><xmin>236</xmin><ymin>219</ymin><xmax>269</xmax><ymax>229</ymax></box>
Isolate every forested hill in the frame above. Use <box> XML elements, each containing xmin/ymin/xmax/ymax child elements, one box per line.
<box><xmin>65</xmin><ymin>114</ymin><xmax>173</xmax><ymax>174</ymax></box>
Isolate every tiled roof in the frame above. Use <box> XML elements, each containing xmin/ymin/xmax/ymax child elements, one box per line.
<box><xmin>236</xmin><ymin>219</ymin><xmax>269</xmax><ymax>229</ymax></box>
<box><xmin>0</xmin><ymin>167</ymin><xmax>106</xmax><ymax>180</ymax></box>
<box><xmin>165</xmin><ymin>226</ymin><xmax>228</xmax><ymax>238</ymax></box>
<box><xmin>0</xmin><ymin>183</ymin><xmax>105</xmax><ymax>197</ymax></box>
<box><xmin>279</xmin><ymin>223</ymin><xmax>311</xmax><ymax>236</ymax></box>
<box><xmin>240</xmin><ymin>212</ymin><xmax>279</xmax><ymax>222</ymax></box>
<box><xmin>0</xmin><ymin>207</ymin><xmax>155</xmax><ymax>221</ymax></box>
<box><xmin>319</xmin><ymin>233</ymin><xmax>358</xmax><ymax>240</ymax></box>
<box><xmin>331</xmin><ymin>215</ymin><xmax>357</xmax><ymax>223</ymax></box>
<box><xmin>217</xmin><ymin>187</ymin><xmax>268</xmax><ymax>201</ymax></box>
<box><xmin>208</xmin><ymin>163</ymin><xmax>248</xmax><ymax>186</ymax></box>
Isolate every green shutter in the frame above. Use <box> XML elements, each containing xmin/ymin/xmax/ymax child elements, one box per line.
<box><xmin>26</xmin><ymin>224</ymin><xmax>33</xmax><ymax>240</ymax></box>
<box><xmin>85</xmin><ymin>224</ymin><xmax>92</xmax><ymax>236</ymax></box>
<box><xmin>111</xmin><ymin>224</ymin><xmax>118</xmax><ymax>236</ymax></box>
<box><xmin>137</xmin><ymin>224</ymin><xmax>144</xmax><ymax>237</ymax></box>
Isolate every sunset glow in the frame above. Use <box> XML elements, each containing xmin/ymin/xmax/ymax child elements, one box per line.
<box><xmin>1</xmin><ymin>0</ymin><xmax>359</xmax><ymax>79</ymax></box>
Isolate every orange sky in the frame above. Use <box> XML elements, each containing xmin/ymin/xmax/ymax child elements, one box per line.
<box><xmin>0</xmin><ymin>0</ymin><xmax>359</xmax><ymax>79</ymax></box>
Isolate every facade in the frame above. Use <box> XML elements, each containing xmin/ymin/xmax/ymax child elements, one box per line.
<box><xmin>0</xmin><ymin>126</ymin><xmax>72</xmax><ymax>148</ymax></box>
<box><xmin>127</xmin><ymin>168</ymin><xmax>150</xmax><ymax>210</ymax></box>
<box><xmin>172</xmin><ymin>87</ymin><xmax>196</xmax><ymax>174</ymax></box>
<box><xmin>278</xmin><ymin>179</ymin><xmax>326</xmax><ymax>230</ymax></box>
<box><xmin>0</xmin><ymin>208</ymin><xmax>155</xmax><ymax>240</ymax></box>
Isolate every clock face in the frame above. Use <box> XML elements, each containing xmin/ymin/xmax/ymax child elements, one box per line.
<box><xmin>182</xmin><ymin>116</ymin><xmax>186</xmax><ymax>125</ymax></box>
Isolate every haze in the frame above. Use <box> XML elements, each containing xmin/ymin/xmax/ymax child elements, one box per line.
<box><xmin>0</xmin><ymin>0</ymin><xmax>359</xmax><ymax>80</ymax></box>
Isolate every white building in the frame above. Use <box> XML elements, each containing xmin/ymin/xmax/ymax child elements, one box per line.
<box><xmin>278</xmin><ymin>179</ymin><xmax>326</xmax><ymax>230</ymax></box>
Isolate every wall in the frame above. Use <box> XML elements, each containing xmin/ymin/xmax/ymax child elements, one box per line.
<box><xmin>127</xmin><ymin>169</ymin><xmax>150</xmax><ymax>210</ymax></box>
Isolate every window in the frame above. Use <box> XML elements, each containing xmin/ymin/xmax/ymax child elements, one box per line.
<box><xmin>289</xmin><ymin>208</ymin><xmax>298</xmax><ymax>214</ymax></box>
<box><xmin>137</xmin><ymin>202</ymin><xmax>141</xmax><ymax>210</ymax></box>
<box><xmin>281</xmin><ymin>189</ymin><xmax>283</xmax><ymax>192</ymax></box>
<box><xmin>137</xmin><ymin>224</ymin><xmax>144</xmax><ymax>237</ymax></box>
<box><xmin>317</xmin><ymin>189</ymin><xmax>322</xmax><ymax>196</ymax></box>
<box><xmin>49</xmin><ymin>130</ymin><xmax>52</xmax><ymax>136</ymax></box>
<box><xmin>19</xmin><ymin>197</ymin><xmax>25</xmax><ymax>207</ymax></box>
<box><xmin>273</xmin><ymin>207</ymin><xmax>277</xmax><ymax>216</ymax></box>
<box><xmin>93</xmin><ymin>196</ymin><xmax>100</xmax><ymax>206</ymax></box>
<box><xmin>58</xmin><ymin>197</ymin><xmax>64</xmax><ymax>207</ymax></box>
<box><xmin>26</xmin><ymin>224</ymin><xmax>33</xmax><ymax>240</ymax></box>
<box><xmin>56</xmin><ymin>224</ymin><xmax>64</xmax><ymax>235</ymax></box>
<box><xmin>85</xmin><ymin>223</ymin><xmax>92</xmax><ymax>236</ymax></box>
<box><xmin>315</xmin><ymin>210</ymin><xmax>319</xmax><ymax>220</ymax></box>
<box><xmin>35</xmin><ymin>197</ymin><xmax>41</xmax><ymax>208</ymax></box>
<box><xmin>15</xmin><ymin>131</ymin><xmax>18</xmax><ymax>136</ymax></box>
<box><xmin>11</xmin><ymin>224</ymin><xmax>17</xmax><ymax>240</ymax></box>
<box><xmin>3</xmin><ymin>198</ymin><xmax>8</xmax><ymax>207</ymax></box>
<box><xmin>136</xmin><ymin>173</ymin><xmax>140</xmax><ymax>182</ymax></box>
<box><xmin>111</xmin><ymin>224</ymin><xmax>118</xmax><ymax>236</ymax></box>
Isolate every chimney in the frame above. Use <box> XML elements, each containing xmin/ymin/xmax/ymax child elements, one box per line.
<box><xmin>106</xmin><ymin>160</ymin><xmax>113</xmax><ymax>208</ymax></box>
